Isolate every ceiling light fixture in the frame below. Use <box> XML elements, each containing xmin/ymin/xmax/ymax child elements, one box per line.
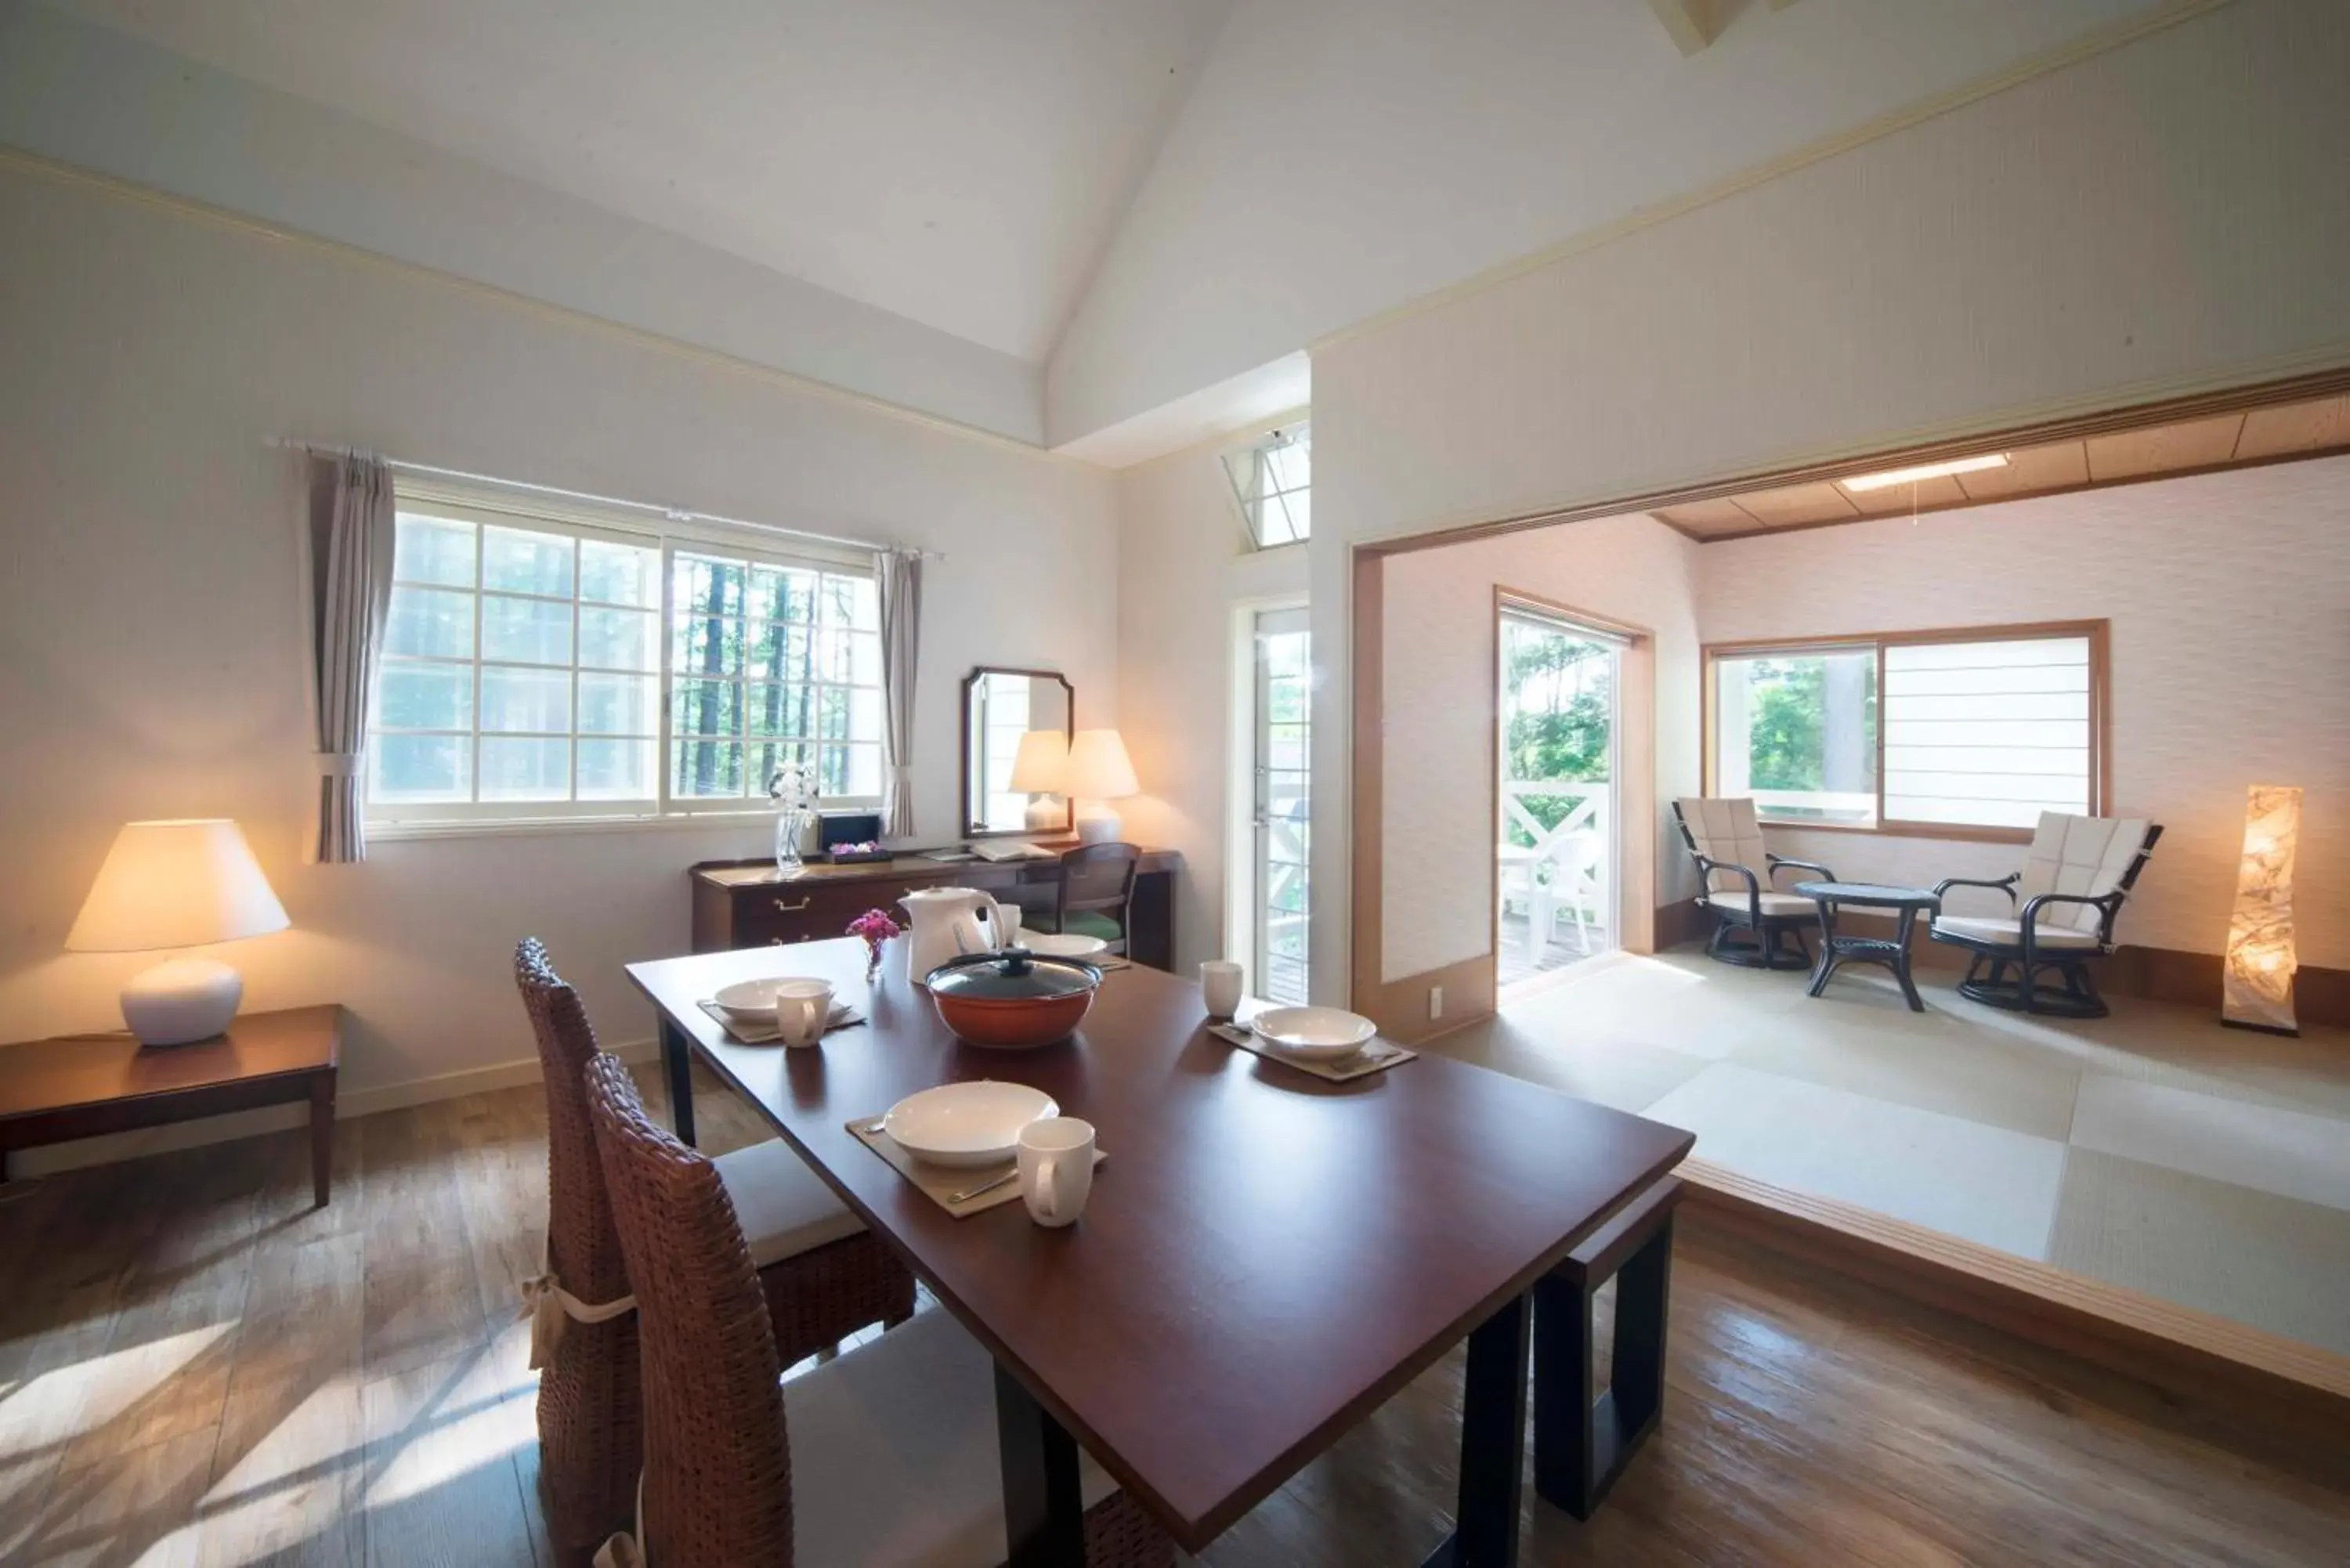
<box><xmin>1838</xmin><ymin>453</ymin><xmax>2011</xmax><ymax>493</ymax></box>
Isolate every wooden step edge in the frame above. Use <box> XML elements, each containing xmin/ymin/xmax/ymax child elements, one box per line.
<box><xmin>1674</xmin><ymin>1156</ymin><xmax>2350</xmax><ymax>1435</ymax></box>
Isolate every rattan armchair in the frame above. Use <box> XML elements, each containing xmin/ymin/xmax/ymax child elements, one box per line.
<box><xmin>1671</xmin><ymin>798</ymin><xmax>1835</xmax><ymax>970</ymax></box>
<box><xmin>581</xmin><ymin>1052</ymin><xmax>1172</xmax><ymax>1567</ymax></box>
<box><xmin>1929</xmin><ymin>814</ymin><xmax>2162</xmax><ymax>1017</ymax></box>
<box><xmin>513</xmin><ymin>940</ymin><xmax>915</xmax><ymax>1559</ymax></box>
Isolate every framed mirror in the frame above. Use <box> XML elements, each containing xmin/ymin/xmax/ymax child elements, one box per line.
<box><xmin>961</xmin><ymin>668</ymin><xmax>1076</xmax><ymax>836</ymax></box>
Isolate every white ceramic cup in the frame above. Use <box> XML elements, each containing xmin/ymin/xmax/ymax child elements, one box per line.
<box><xmin>1200</xmin><ymin>959</ymin><xmax>1245</xmax><ymax>1021</ymax></box>
<box><xmin>990</xmin><ymin>902</ymin><xmax>1025</xmax><ymax>948</ymax></box>
<box><xmin>772</xmin><ymin>978</ymin><xmax>834</xmax><ymax>1047</ymax></box>
<box><xmin>1017</xmin><ymin>1117</ymin><xmax>1096</xmax><ymax>1227</ymax></box>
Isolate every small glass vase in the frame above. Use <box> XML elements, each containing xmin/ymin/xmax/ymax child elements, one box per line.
<box><xmin>775</xmin><ymin>807</ymin><xmax>811</xmax><ymax>875</ymax></box>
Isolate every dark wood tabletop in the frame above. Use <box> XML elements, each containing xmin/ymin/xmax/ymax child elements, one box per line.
<box><xmin>624</xmin><ymin>940</ymin><xmax>1693</xmax><ymax>1553</ymax></box>
<box><xmin>0</xmin><ymin>1003</ymin><xmax>341</xmax><ymax>1116</ymax></box>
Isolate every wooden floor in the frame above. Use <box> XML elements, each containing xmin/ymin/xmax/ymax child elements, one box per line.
<box><xmin>5</xmin><ymin>1067</ymin><xmax>2348</xmax><ymax>1567</ymax></box>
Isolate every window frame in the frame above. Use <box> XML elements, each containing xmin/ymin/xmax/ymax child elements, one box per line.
<box><xmin>1700</xmin><ymin>619</ymin><xmax>2110</xmax><ymax>844</ymax></box>
<box><xmin>1221</xmin><ymin>422</ymin><xmax>1311</xmax><ymax>551</ymax></box>
<box><xmin>367</xmin><ymin>479</ymin><xmax>882</xmax><ymax>836</ymax></box>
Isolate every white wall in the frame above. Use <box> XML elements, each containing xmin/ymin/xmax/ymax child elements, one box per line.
<box><xmin>1307</xmin><ymin>0</ymin><xmax>2350</xmax><ymax>1006</ymax></box>
<box><xmin>1046</xmin><ymin>0</ymin><xmax>2176</xmax><ymax>446</ymax></box>
<box><xmin>1697</xmin><ymin>459</ymin><xmax>2350</xmax><ymax>967</ymax></box>
<box><xmin>1115</xmin><ymin>434</ymin><xmax>1309</xmax><ymax>978</ymax></box>
<box><xmin>1379</xmin><ymin>515</ymin><xmax>1700</xmax><ymax>981</ymax></box>
<box><xmin>0</xmin><ymin>159</ymin><xmax>1117</xmax><ymax>1107</ymax></box>
<box><xmin>0</xmin><ymin>5</ymin><xmax>1044</xmax><ymax>443</ymax></box>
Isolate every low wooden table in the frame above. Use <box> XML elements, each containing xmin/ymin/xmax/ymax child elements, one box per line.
<box><xmin>1791</xmin><ymin>881</ymin><xmax>1940</xmax><ymax>1012</ymax></box>
<box><xmin>0</xmin><ymin>1005</ymin><xmax>342</xmax><ymax>1203</ymax></box>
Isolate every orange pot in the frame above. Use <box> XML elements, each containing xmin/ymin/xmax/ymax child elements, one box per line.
<box><xmin>925</xmin><ymin>948</ymin><xmax>1101</xmax><ymax>1050</ymax></box>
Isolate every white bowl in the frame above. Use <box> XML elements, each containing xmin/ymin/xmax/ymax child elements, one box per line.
<box><xmin>1251</xmin><ymin>1006</ymin><xmax>1378</xmax><ymax>1061</ymax></box>
<box><xmin>713</xmin><ymin>976</ymin><xmax>832</xmax><ymax>1021</ymax></box>
<box><xmin>882</xmin><ymin>1081</ymin><xmax>1059</xmax><ymax>1169</ymax></box>
<box><xmin>1023</xmin><ymin>931</ymin><xmax>1108</xmax><ymax>959</ymax></box>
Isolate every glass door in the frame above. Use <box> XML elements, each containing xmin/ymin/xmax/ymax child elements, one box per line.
<box><xmin>1496</xmin><ymin>605</ymin><xmax>1622</xmax><ymax>991</ymax></box>
<box><xmin>1253</xmin><ymin>608</ymin><xmax>1311</xmax><ymax>1006</ymax></box>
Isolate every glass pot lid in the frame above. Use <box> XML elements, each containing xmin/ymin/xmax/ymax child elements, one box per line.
<box><xmin>926</xmin><ymin>947</ymin><xmax>1101</xmax><ymax>1000</ymax></box>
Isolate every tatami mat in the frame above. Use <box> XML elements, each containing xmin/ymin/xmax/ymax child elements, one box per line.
<box><xmin>2070</xmin><ymin>1073</ymin><xmax>2350</xmax><ymax>1210</ymax></box>
<box><xmin>1437</xmin><ymin>946</ymin><xmax>2350</xmax><ymax>1358</ymax></box>
<box><xmin>1728</xmin><ymin>1006</ymin><xmax>2083</xmax><ymax>1140</ymax></box>
<box><xmin>2048</xmin><ymin>1149</ymin><xmax>2350</xmax><ymax>1358</ymax></box>
<box><xmin>1643</xmin><ymin>1063</ymin><xmax>2069</xmax><ymax>1259</ymax></box>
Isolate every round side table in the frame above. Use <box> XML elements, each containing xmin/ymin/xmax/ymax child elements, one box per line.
<box><xmin>1789</xmin><ymin>881</ymin><xmax>1941</xmax><ymax>1012</ymax></box>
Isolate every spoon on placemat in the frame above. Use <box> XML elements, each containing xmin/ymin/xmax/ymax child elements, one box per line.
<box><xmin>949</xmin><ymin>1167</ymin><xmax>1018</xmax><ymax>1204</ymax></box>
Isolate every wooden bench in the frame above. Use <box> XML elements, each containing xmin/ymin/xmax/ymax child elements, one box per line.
<box><xmin>1533</xmin><ymin>1173</ymin><xmax>1683</xmax><ymax>1519</ymax></box>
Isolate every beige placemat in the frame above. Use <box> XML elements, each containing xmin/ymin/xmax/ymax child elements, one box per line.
<box><xmin>846</xmin><ymin>1116</ymin><xmax>1107</xmax><ymax>1219</ymax></box>
<box><xmin>1207</xmin><ymin>1021</ymin><xmax>1415</xmax><ymax>1082</ymax></box>
<box><xmin>696</xmin><ymin>999</ymin><xmax>865</xmax><ymax>1046</ymax></box>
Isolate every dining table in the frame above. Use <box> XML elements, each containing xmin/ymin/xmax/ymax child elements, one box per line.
<box><xmin>627</xmin><ymin>936</ymin><xmax>1695</xmax><ymax>1566</ymax></box>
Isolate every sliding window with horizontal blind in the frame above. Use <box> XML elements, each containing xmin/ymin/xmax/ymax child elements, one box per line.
<box><xmin>1705</xmin><ymin>621</ymin><xmax>2106</xmax><ymax>840</ymax></box>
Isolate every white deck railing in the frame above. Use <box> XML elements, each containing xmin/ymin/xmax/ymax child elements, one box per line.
<box><xmin>1498</xmin><ymin>781</ymin><xmax>1609</xmax><ymax>950</ymax></box>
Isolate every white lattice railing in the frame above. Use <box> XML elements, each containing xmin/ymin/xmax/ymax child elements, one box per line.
<box><xmin>1499</xmin><ymin>782</ymin><xmax>1609</xmax><ymax>945</ymax></box>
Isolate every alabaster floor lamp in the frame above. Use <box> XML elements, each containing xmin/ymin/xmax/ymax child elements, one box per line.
<box><xmin>2221</xmin><ymin>784</ymin><xmax>2301</xmax><ymax>1037</ymax></box>
<box><xmin>67</xmin><ymin>818</ymin><xmax>290</xmax><ymax>1046</ymax></box>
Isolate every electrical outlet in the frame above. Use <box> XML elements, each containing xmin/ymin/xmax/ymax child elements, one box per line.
<box><xmin>1429</xmin><ymin>984</ymin><xmax>1444</xmax><ymax>1021</ymax></box>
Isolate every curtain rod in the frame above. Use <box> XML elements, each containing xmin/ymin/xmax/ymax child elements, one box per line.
<box><xmin>268</xmin><ymin>437</ymin><xmax>943</xmax><ymax>561</ymax></box>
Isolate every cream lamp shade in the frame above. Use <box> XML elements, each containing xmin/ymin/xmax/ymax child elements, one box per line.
<box><xmin>1064</xmin><ymin>728</ymin><xmax>1138</xmax><ymax>844</ymax></box>
<box><xmin>1007</xmin><ymin>728</ymin><xmax>1070</xmax><ymax>793</ymax></box>
<box><xmin>1007</xmin><ymin>727</ymin><xmax>1072</xmax><ymax>833</ymax></box>
<box><xmin>67</xmin><ymin>819</ymin><xmax>289</xmax><ymax>1046</ymax></box>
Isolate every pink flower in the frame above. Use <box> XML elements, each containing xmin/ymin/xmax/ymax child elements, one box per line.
<box><xmin>847</xmin><ymin>909</ymin><xmax>902</xmax><ymax>944</ymax></box>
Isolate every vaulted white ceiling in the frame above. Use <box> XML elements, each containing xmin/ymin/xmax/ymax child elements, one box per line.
<box><xmin>30</xmin><ymin>0</ymin><xmax>2186</xmax><ymax>460</ymax></box>
<box><xmin>51</xmin><ymin>0</ymin><xmax>1235</xmax><ymax>363</ymax></box>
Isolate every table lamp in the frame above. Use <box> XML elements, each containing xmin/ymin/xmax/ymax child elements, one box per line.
<box><xmin>1064</xmin><ymin>728</ymin><xmax>1139</xmax><ymax>846</ymax></box>
<box><xmin>1007</xmin><ymin>728</ymin><xmax>1070</xmax><ymax>833</ymax></box>
<box><xmin>67</xmin><ymin>819</ymin><xmax>290</xmax><ymax>1046</ymax></box>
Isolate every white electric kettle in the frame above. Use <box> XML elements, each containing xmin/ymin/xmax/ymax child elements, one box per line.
<box><xmin>900</xmin><ymin>886</ymin><xmax>1018</xmax><ymax>987</ymax></box>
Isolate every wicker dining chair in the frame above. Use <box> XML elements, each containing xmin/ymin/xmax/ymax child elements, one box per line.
<box><xmin>581</xmin><ymin>1052</ymin><xmax>1170</xmax><ymax>1567</ymax></box>
<box><xmin>513</xmin><ymin>940</ymin><xmax>916</xmax><ymax>1559</ymax></box>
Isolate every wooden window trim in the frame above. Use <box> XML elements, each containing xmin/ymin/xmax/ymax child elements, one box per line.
<box><xmin>1701</xmin><ymin>618</ymin><xmax>2110</xmax><ymax>846</ymax></box>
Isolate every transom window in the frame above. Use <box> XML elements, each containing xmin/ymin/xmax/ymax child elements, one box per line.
<box><xmin>1222</xmin><ymin>423</ymin><xmax>1311</xmax><ymax>549</ymax></box>
<box><xmin>368</xmin><ymin>486</ymin><xmax>881</xmax><ymax>826</ymax></box>
<box><xmin>1705</xmin><ymin>622</ymin><xmax>2104</xmax><ymax>838</ymax></box>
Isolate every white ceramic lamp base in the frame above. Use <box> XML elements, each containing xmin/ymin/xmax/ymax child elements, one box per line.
<box><xmin>1024</xmin><ymin>793</ymin><xmax>1065</xmax><ymax>832</ymax></box>
<box><xmin>121</xmin><ymin>956</ymin><xmax>244</xmax><ymax>1046</ymax></box>
<box><xmin>1073</xmin><ymin>804</ymin><xmax>1123</xmax><ymax>845</ymax></box>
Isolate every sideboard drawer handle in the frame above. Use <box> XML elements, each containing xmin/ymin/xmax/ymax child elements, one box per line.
<box><xmin>772</xmin><ymin>895</ymin><xmax>812</xmax><ymax>913</ymax></box>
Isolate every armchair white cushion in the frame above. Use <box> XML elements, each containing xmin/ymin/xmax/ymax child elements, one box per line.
<box><xmin>2012</xmin><ymin>812</ymin><xmax>2155</xmax><ymax>934</ymax></box>
<box><xmin>1675</xmin><ymin>797</ymin><xmax>1770</xmax><ymax>898</ymax></box>
<box><xmin>1701</xmin><ymin>891</ymin><xmax>1817</xmax><ymax>917</ymax></box>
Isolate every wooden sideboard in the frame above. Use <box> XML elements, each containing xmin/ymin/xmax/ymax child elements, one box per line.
<box><xmin>689</xmin><ymin>845</ymin><xmax>1182</xmax><ymax>971</ymax></box>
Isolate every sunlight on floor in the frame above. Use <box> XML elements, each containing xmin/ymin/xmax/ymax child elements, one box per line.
<box><xmin>0</xmin><ymin>1322</ymin><xmax>231</xmax><ymax>1461</ymax></box>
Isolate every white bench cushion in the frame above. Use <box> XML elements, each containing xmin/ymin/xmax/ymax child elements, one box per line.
<box><xmin>1701</xmin><ymin>891</ymin><xmax>1816</xmax><ymax>918</ymax></box>
<box><xmin>786</xmin><ymin>1306</ymin><xmax>1119</xmax><ymax>1568</ymax></box>
<box><xmin>1932</xmin><ymin>914</ymin><xmax>2101</xmax><ymax>951</ymax></box>
<box><xmin>713</xmin><ymin>1139</ymin><xmax>867</xmax><ymax>1269</ymax></box>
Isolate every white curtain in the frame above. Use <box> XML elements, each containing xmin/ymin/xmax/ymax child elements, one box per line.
<box><xmin>307</xmin><ymin>454</ymin><xmax>396</xmax><ymax>862</ymax></box>
<box><xmin>874</xmin><ymin>549</ymin><xmax>923</xmax><ymax>838</ymax></box>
